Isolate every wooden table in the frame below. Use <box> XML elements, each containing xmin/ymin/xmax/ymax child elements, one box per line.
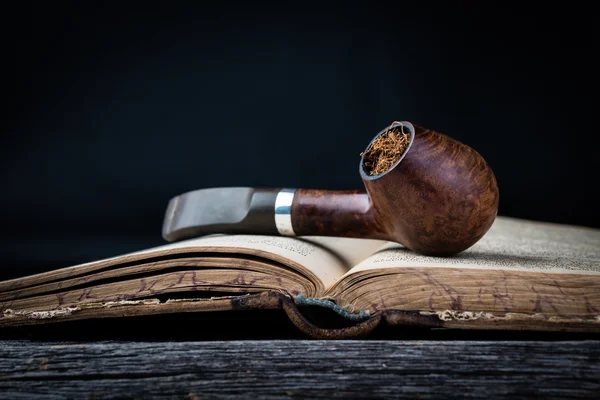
<box><xmin>1</xmin><ymin>340</ymin><xmax>599</xmax><ymax>398</ymax></box>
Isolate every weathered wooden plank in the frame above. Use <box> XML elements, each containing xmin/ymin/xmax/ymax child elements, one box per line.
<box><xmin>0</xmin><ymin>340</ymin><xmax>599</xmax><ymax>399</ymax></box>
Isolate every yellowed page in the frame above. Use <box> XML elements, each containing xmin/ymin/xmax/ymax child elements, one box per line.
<box><xmin>129</xmin><ymin>235</ymin><xmax>388</xmax><ymax>289</ymax></box>
<box><xmin>0</xmin><ymin>234</ymin><xmax>388</xmax><ymax>295</ymax></box>
<box><xmin>300</xmin><ymin>236</ymin><xmax>390</xmax><ymax>270</ymax></box>
<box><xmin>348</xmin><ymin>216</ymin><xmax>600</xmax><ymax>275</ymax></box>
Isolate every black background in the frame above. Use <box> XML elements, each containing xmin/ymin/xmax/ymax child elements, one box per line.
<box><xmin>2</xmin><ymin>1</ymin><xmax>598</xmax><ymax>280</ymax></box>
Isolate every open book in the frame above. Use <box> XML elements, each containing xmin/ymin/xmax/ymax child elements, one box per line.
<box><xmin>1</xmin><ymin>217</ymin><xmax>599</xmax><ymax>337</ymax></box>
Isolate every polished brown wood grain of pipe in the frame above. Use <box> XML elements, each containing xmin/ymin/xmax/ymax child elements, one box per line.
<box><xmin>290</xmin><ymin>189</ymin><xmax>387</xmax><ymax>240</ymax></box>
<box><xmin>290</xmin><ymin>123</ymin><xmax>499</xmax><ymax>256</ymax></box>
<box><xmin>162</xmin><ymin>121</ymin><xmax>497</xmax><ymax>255</ymax></box>
<box><xmin>363</xmin><ymin>125</ymin><xmax>499</xmax><ymax>255</ymax></box>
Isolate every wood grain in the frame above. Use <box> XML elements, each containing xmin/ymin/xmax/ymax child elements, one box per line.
<box><xmin>291</xmin><ymin>122</ymin><xmax>500</xmax><ymax>256</ymax></box>
<box><xmin>0</xmin><ymin>340</ymin><xmax>598</xmax><ymax>398</ymax></box>
<box><xmin>291</xmin><ymin>190</ymin><xmax>385</xmax><ymax>239</ymax></box>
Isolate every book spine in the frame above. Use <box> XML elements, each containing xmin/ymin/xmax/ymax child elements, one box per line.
<box><xmin>294</xmin><ymin>294</ymin><xmax>370</xmax><ymax>321</ymax></box>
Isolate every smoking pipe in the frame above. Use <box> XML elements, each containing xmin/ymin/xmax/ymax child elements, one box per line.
<box><xmin>162</xmin><ymin>121</ymin><xmax>499</xmax><ymax>256</ymax></box>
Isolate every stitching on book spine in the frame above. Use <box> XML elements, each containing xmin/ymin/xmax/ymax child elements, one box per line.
<box><xmin>294</xmin><ymin>294</ymin><xmax>370</xmax><ymax>321</ymax></box>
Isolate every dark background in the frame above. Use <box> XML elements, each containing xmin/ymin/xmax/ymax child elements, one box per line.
<box><xmin>2</xmin><ymin>1</ymin><xmax>598</xmax><ymax>280</ymax></box>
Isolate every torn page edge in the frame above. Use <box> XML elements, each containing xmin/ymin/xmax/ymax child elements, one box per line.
<box><xmin>420</xmin><ymin>310</ymin><xmax>494</xmax><ymax>321</ymax></box>
<box><xmin>1</xmin><ymin>296</ymin><xmax>242</xmax><ymax>320</ymax></box>
<box><xmin>294</xmin><ymin>294</ymin><xmax>370</xmax><ymax>321</ymax></box>
<box><xmin>421</xmin><ymin>310</ymin><xmax>600</xmax><ymax>323</ymax></box>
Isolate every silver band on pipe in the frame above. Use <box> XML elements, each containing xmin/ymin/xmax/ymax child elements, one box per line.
<box><xmin>274</xmin><ymin>188</ymin><xmax>296</xmax><ymax>236</ymax></box>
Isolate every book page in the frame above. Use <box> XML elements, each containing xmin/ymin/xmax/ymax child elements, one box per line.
<box><xmin>300</xmin><ymin>236</ymin><xmax>390</xmax><ymax>270</ymax></box>
<box><xmin>142</xmin><ymin>235</ymin><xmax>387</xmax><ymax>289</ymax></box>
<box><xmin>0</xmin><ymin>234</ymin><xmax>388</xmax><ymax>295</ymax></box>
<box><xmin>349</xmin><ymin>216</ymin><xmax>600</xmax><ymax>275</ymax></box>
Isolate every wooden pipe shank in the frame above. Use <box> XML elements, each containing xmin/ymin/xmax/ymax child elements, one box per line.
<box><xmin>290</xmin><ymin>189</ymin><xmax>383</xmax><ymax>239</ymax></box>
